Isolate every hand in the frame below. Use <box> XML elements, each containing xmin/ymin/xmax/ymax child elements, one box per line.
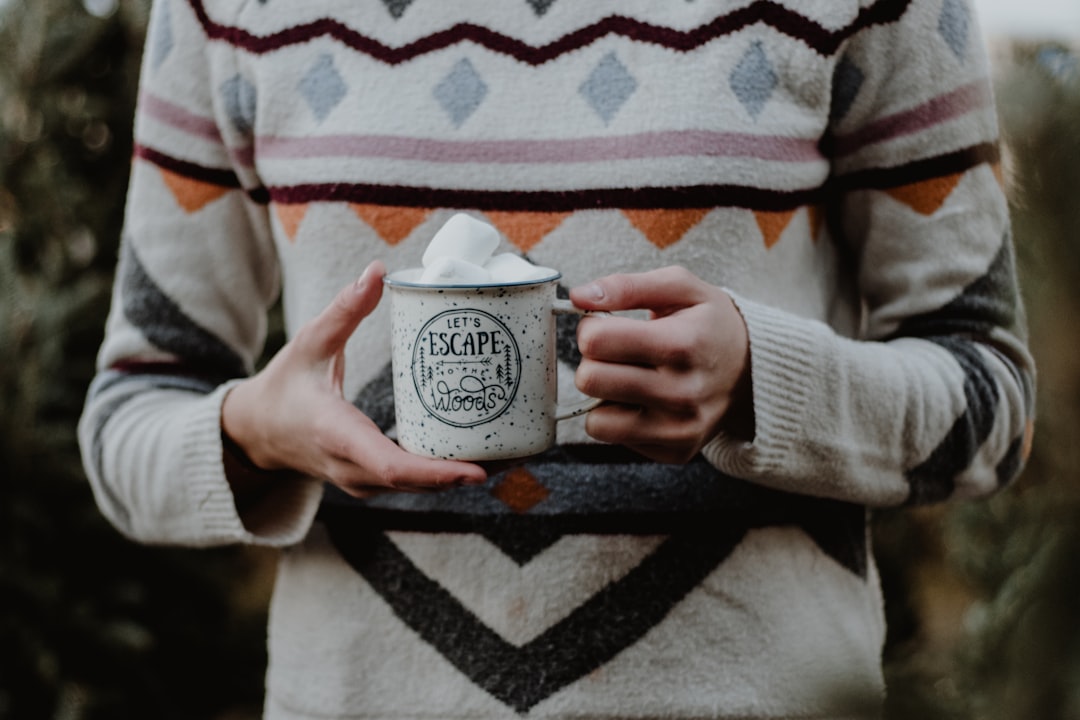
<box><xmin>221</xmin><ymin>260</ymin><xmax>488</xmax><ymax>499</ymax></box>
<box><xmin>569</xmin><ymin>266</ymin><xmax>753</xmax><ymax>464</ymax></box>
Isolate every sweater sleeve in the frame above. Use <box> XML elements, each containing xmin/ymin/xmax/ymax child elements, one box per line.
<box><xmin>702</xmin><ymin>0</ymin><xmax>1036</xmax><ymax>507</ymax></box>
<box><xmin>78</xmin><ymin>0</ymin><xmax>322</xmax><ymax>546</ymax></box>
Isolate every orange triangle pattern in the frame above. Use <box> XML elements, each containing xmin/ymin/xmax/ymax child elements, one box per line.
<box><xmin>274</xmin><ymin>203</ymin><xmax>309</xmax><ymax>241</ymax></box>
<box><xmin>622</xmin><ymin>208</ymin><xmax>710</xmax><ymax>250</ymax></box>
<box><xmin>885</xmin><ymin>172</ymin><xmax>963</xmax><ymax>215</ymax></box>
<box><xmin>159</xmin><ymin>168</ymin><xmax>229</xmax><ymax>213</ymax></box>
<box><xmin>754</xmin><ymin>209</ymin><xmax>796</xmax><ymax>250</ymax></box>
<box><xmin>485</xmin><ymin>211</ymin><xmax>570</xmax><ymax>253</ymax></box>
<box><xmin>351</xmin><ymin>204</ymin><xmax>431</xmax><ymax>246</ymax></box>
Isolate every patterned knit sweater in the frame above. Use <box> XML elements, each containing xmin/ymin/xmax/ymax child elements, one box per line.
<box><xmin>80</xmin><ymin>0</ymin><xmax>1036</xmax><ymax>718</ymax></box>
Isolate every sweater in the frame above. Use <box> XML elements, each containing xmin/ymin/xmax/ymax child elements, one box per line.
<box><xmin>79</xmin><ymin>0</ymin><xmax>1036</xmax><ymax>717</ymax></box>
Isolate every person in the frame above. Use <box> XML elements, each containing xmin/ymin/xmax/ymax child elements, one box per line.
<box><xmin>79</xmin><ymin>0</ymin><xmax>1035</xmax><ymax>717</ymax></box>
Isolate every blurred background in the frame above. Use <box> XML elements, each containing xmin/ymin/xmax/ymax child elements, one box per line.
<box><xmin>0</xmin><ymin>1</ymin><xmax>1077</xmax><ymax>718</ymax></box>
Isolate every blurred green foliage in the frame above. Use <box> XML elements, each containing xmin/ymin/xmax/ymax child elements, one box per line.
<box><xmin>1</xmin><ymin>2</ymin><xmax>1078</xmax><ymax>719</ymax></box>
<box><xmin>879</xmin><ymin>41</ymin><xmax>1080</xmax><ymax>720</ymax></box>
<box><xmin>1</xmin><ymin>2</ymin><xmax>270</xmax><ymax>718</ymax></box>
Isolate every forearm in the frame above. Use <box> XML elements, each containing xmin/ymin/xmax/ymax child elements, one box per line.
<box><xmin>79</xmin><ymin>371</ymin><xmax>321</xmax><ymax>546</ymax></box>
<box><xmin>703</xmin><ymin>294</ymin><xmax>1033</xmax><ymax>507</ymax></box>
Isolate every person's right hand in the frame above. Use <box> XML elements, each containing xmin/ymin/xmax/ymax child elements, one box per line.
<box><xmin>221</xmin><ymin>260</ymin><xmax>488</xmax><ymax>499</ymax></box>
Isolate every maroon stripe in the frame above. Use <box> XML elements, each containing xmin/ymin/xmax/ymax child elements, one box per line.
<box><xmin>135</xmin><ymin>144</ymin><xmax>242</xmax><ymax>189</ymax></box>
<box><xmin>187</xmin><ymin>0</ymin><xmax>912</xmax><ymax>63</ymax></box>
<box><xmin>832</xmin><ymin>143</ymin><xmax>999</xmax><ymax>192</ymax></box>
<box><xmin>266</xmin><ymin>182</ymin><xmax>820</xmax><ymax>212</ymax></box>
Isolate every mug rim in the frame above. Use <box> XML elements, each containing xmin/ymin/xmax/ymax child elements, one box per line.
<box><xmin>383</xmin><ymin>268</ymin><xmax>562</xmax><ymax>289</ymax></box>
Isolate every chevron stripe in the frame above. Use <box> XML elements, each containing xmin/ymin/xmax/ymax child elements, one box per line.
<box><xmin>268</xmin><ymin>182</ymin><xmax>821</xmax><ymax>212</ymax></box>
<box><xmin>187</xmin><ymin>0</ymin><xmax>912</xmax><ymax>63</ymax></box>
<box><xmin>119</xmin><ymin>242</ymin><xmax>247</xmax><ymax>381</ymax></box>
<box><xmin>831</xmin><ymin>142</ymin><xmax>999</xmax><ymax>193</ymax></box>
<box><xmin>135</xmin><ymin>144</ymin><xmax>241</xmax><ymax>189</ymax></box>
<box><xmin>322</xmin><ymin>516</ymin><xmax>747</xmax><ymax>713</ymax></box>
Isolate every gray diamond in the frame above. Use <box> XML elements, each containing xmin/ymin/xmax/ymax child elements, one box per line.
<box><xmin>434</xmin><ymin>58</ymin><xmax>488</xmax><ymax>127</ymax></box>
<box><xmin>221</xmin><ymin>75</ymin><xmax>257</xmax><ymax>135</ymax></box>
<box><xmin>299</xmin><ymin>54</ymin><xmax>347</xmax><ymax>123</ymax></box>
<box><xmin>579</xmin><ymin>52</ymin><xmax>638</xmax><ymax>125</ymax></box>
<box><xmin>381</xmin><ymin>0</ymin><xmax>414</xmax><ymax>19</ymax></box>
<box><xmin>830</xmin><ymin>54</ymin><xmax>864</xmax><ymax>122</ymax></box>
<box><xmin>526</xmin><ymin>0</ymin><xmax>557</xmax><ymax>16</ymax></box>
<box><xmin>150</xmin><ymin>1</ymin><xmax>173</xmax><ymax>71</ymax></box>
<box><xmin>730</xmin><ymin>41</ymin><xmax>777</xmax><ymax>119</ymax></box>
<box><xmin>939</xmin><ymin>0</ymin><xmax>970</xmax><ymax>61</ymax></box>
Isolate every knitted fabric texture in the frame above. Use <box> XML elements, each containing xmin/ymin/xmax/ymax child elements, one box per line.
<box><xmin>80</xmin><ymin>0</ymin><xmax>1035</xmax><ymax>717</ymax></box>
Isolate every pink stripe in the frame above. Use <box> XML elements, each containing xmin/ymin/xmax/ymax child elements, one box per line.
<box><xmin>256</xmin><ymin>130</ymin><xmax>822</xmax><ymax>165</ymax></box>
<box><xmin>139</xmin><ymin>92</ymin><xmax>222</xmax><ymax>142</ymax></box>
<box><xmin>832</xmin><ymin>81</ymin><xmax>992</xmax><ymax>157</ymax></box>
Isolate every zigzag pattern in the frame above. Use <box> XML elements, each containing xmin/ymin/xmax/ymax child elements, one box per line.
<box><xmin>187</xmin><ymin>0</ymin><xmax>912</xmax><ymax>63</ymax></box>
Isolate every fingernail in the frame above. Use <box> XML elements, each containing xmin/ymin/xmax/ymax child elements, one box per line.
<box><xmin>354</xmin><ymin>264</ymin><xmax>374</xmax><ymax>290</ymax></box>
<box><xmin>580</xmin><ymin>283</ymin><xmax>604</xmax><ymax>303</ymax></box>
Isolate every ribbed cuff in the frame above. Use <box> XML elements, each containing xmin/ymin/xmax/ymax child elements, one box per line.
<box><xmin>181</xmin><ymin>381</ymin><xmax>322</xmax><ymax>547</ymax></box>
<box><xmin>702</xmin><ymin>293</ymin><xmax>829</xmax><ymax>481</ymax></box>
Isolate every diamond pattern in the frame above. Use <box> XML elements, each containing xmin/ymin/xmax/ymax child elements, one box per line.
<box><xmin>830</xmin><ymin>54</ymin><xmax>864</xmax><ymax>122</ymax></box>
<box><xmin>434</xmin><ymin>58</ymin><xmax>488</xmax><ymax>127</ymax></box>
<box><xmin>491</xmin><ymin>468</ymin><xmax>550</xmax><ymax>514</ymax></box>
<box><xmin>221</xmin><ymin>74</ymin><xmax>257</xmax><ymax>135</ymax></box>
<box><xmin>730</xmin><ymin>40</ymin><xmax>778</xmax><ymax>119</ymax></box>
<box><xmin>381</xmin><ymin>0</ymin><xmax>415</xmax><ymax>19</ymax></box>
<box><xmin>579</xmin><ymin>52</ymin><xmax>638</xmax><ymax>125</ymax></box>
<box><xmin>299</xmin><ymin>54</ymin><xmax>347</xmax><ymax>123</ymax></box>
<box><xmin>525</xmin><ymin>0</ymin><xmax>557</xmax><ymax>16</ymax></box>
<box><xmin>939</xmin><ymin>0</ymin><xmax>970</xmax><ymax>61</ymax></box>
<box><xmin>149</xmin><ymin>1</ymin><xmax>173</xmax><ymax>71</ymax></box>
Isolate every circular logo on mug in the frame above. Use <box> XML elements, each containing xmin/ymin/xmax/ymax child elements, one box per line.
<box><xmin>412</xmin><ymin>309</ymin><xmax>521</xmax><ymax>428</ymax></box>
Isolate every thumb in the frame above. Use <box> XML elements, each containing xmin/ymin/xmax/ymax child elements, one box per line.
<box><xmin>301</xmin><ymin>260</ymin><xmax>385</xmax><ymax>361</ymax></box>
<box><xmin>569</xmin><ymin>266</ymin><xmax>706</xmax><ymax>313</ymax></box>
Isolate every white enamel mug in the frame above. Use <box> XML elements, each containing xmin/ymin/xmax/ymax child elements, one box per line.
<box><xmin>384</xmin><ymin>270</ymin><xmax>599</xmax><ymax>461</ymax></box>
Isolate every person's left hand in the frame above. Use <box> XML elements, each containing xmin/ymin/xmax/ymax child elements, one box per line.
<box><xmin>569</xmin><ymin>266</ymin><xmax>753</xmax><ymax>464</ymax></box>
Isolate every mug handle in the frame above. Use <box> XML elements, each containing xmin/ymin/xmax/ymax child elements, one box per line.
<box><xmin>552</xmin><ymin>298</ymin><xmax>607</xmax><ymax>421</ymax></box>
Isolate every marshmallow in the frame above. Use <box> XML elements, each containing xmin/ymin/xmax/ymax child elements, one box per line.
<box><xmin>418</xmin><ymin>256</ymin><xmax>492</xmax><ymax>285</ymax></box>
<box><xmin>422</xmin><ymin>213</ymin><xmax>500</xmax><ymax>269</ymax></box>
<box><xmin>483</xmin><ymin>253</ymin><xmax>558</xmax><ymax>283</ymax></box>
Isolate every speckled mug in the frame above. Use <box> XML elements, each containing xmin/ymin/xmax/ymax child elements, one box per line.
<box><xmin>385</xmin><ymin>270</ymin><xmax>599</xmax><ymax>461</ymax></box>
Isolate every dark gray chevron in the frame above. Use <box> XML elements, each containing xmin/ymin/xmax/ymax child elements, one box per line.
<box><xmin>120</xmin><ymin>242</ymin><xmax>246</xmax><ymax>381</ymax></box>
<box><xmin>321</xmin><ymin>512</ymin><xmax>746</xmax><ymax>714</ymax></box>
<box><xmin>320</xmin><ymin>445</ymin><xmax>869</xmax><ymax>578</ymax></box>
<box><xmin>352</xmin><ymin>361</ymin><xmax>397</xmax><ymax>433</ymax></box>
<box><xmin>905</xmin><ymin>337</ymin><xmax>999</xmax><ymax>504</ymax></box>
<box><xmin>892</xmin><ymin>231</ymin><xmax>1019</xmax><ymax>339</ymax></box>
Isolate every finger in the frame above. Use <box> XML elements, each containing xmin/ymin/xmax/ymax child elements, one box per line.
<box><xmin>327</xmin><ymin>421</ymin><xmax>488</xmax><ymax>491</ymax></box>
<box><xmin>301</xmin><ymin>260</ymin><xmax>386</xmax><ymax>361</ymax></box>
<box><xmin>575</xmin><ymin>358</ymin><xmax>692</xmax><ymax>413</ymax></box>
<box><xmin>569</xmin><ymin>266</ymin><xmax>707</xmax><ymax>313</ymax></box>
<box><xmin>577</xmin><ymin>314</ymin><xmax>699</xmax><ymax>367</ymax></box>
<box><xmin>584</xmin><ymin>403</ymin><xmax>695</xmax><ymax>446</ymax></box>
<box><xmin>622</xmin><ymin>443</ymin><xmax>698</xmax><ymax>465</ymax></box>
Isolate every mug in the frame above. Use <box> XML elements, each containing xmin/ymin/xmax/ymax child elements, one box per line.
<box><xmin>384</xmin><ymin>270</ymin><xmax>599</xmax><ymax>460</ymax></box>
